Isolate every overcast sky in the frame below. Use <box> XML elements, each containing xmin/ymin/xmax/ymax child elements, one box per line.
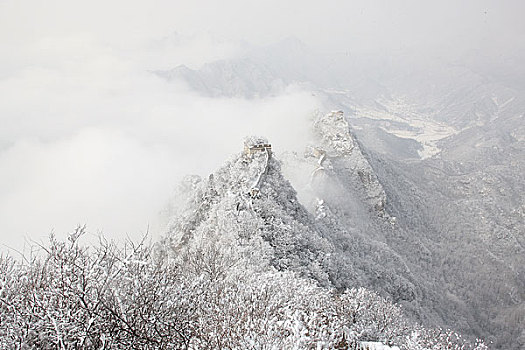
<box><xmin>0</xmin><ymin>0</ymin><xmax>523</xmax><ymax>254</ymax></box>
<box><xmin>2</xmin><ymin>0</ymin><xmax>524</xmax><ymax>59</ymax></box>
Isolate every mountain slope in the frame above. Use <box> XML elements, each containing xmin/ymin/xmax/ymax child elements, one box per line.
<box><xmin>162</xmin><ymin>133</ymin><xmax>425</xmax><ymax>310</ymax></box>
<box><xmin>156</xmin><ymin>39</ymin><xmax>525</xmax><ymax>348</ymax></box>
<box><xmin>163</xmin><ymin>136</ymin><xmax>332</xmax><ymax>284</ymax></box>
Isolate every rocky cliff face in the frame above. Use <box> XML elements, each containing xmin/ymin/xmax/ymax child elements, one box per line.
<box><xmin>312</xmin><ymin>110</ymin><xmax>389</xmax><ymax>217</ymax></box>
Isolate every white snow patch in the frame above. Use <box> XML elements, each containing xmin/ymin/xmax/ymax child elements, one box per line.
<box><xmin>354</xmin><ymin>97</ymin><xmax>457</xmax><ymax>159</ymax></box>
<box><xmin>359</xmin><ymin>341</ymin><xmax>400</xmax><ymax>350</ymax></box>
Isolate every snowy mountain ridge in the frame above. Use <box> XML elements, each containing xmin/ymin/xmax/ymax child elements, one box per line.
<box><xmin>162</xmin><ymin>112</ymin><xmax>432</xmax><ymax>319</ymax></box>
<box><xmin>160</xmin><ymin>106</ymin><xmax>524</xmax><ymax>348</ymax></box>
<box><xmin>163</xmin><ymin>135</ymin><xmax>333</xmax><ymax>284</ymax></box>
<box><xmin>155</xmin><ymin>39</ymin><xmax>525</xmax><ymax>348</ymax></box>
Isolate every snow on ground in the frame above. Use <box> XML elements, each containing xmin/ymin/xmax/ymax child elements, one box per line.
<box><xmin>359</xmin><ymin>341</ymin><xmax>400</xmax><ymax>350</ymax></box>
<box><xmin>354</xmin><ymin>96</ymin><xmax>457</xmax><ymax>159</ymax></box>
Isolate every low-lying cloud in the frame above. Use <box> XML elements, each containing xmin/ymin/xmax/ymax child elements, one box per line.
<box><xmin>0</xmin><ymin>33</ymin><xmax>320</xmax><ymax>254</ymax></box>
